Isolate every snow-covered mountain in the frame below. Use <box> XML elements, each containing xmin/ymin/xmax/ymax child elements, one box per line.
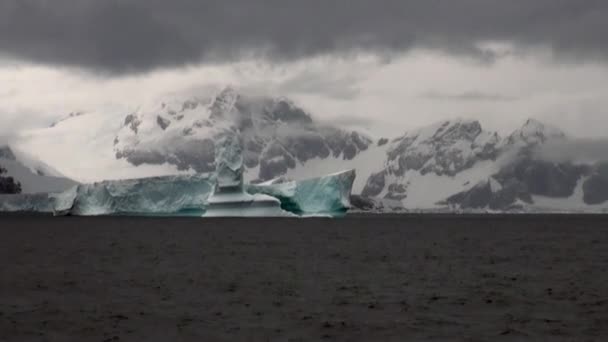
<box><xmin>7</xmin><ymin>86</ymin><xmax>608</xmax><ymax>212</ymax></box>
<box><xmin>0</xmin><ymin>146</ymin><xmax>77</xmax><ymax>194</ymax></box>
<box><xmin>113</xmin><ymin>87</ymin><xmax>373</xmax><ymax>182</ymax></box>
<box><xmin>360</xmin><ymin>118</ymin><xmax>608</xmax><ymax>212</ymax></box>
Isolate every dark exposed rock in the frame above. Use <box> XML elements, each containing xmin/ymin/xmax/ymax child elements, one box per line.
<box><xmin>124</xmin><ymin>114</ymin><xmax>141</xmax><ymax>134</ymax></box>
<box><xmin>49</xmin><ymin>112</ymin><xmax>85</xmax><ymax>127</ymax></box>
<box><xmin>115</xmin><ymin>88</ymin><xmax>372</xmax><ymax>181</ymax></box>
<box><xmin>445</xmin><ymin>156</ymin><xmax>587</xmax><ymax>210</ymax></box>
<box><xmin>0</xmin><ymin>164</ymin><xmax>21</xmax><ymax>194</ymax></box>
<box><xmin>156</xmin><ymin>116</ymin><xmax>171</xmax><ymax>130</ymax></box>
<box><xmin>259</xmin><ymin>142</ymin><xmax>297</xmax><ymax>180</ymax></box>
<box><xmin>266</xmin><ymin>99</ymin><xmax>313</xmax><ymax>125</ymax></box>
<box><xmin>496</xmin><ymin>158</ymin><xmax>588</xmax><ymax>198</ymax></box>
<box><xmin>119</xmin><ymin>139</ymin><xmax>215</xmax><ymax>173</ymax></box>
<box><xmin>170</xmin><ymin>139</ymin><xmax>216</xmax><ymax>172</ymax></box>
<box><xmin>349</xmin><ymin>195</ymin><xmax>377</xmax><ymax>211</ymax></box>
<box><xmin>181</xmin><ymin>100</ymin><xmax>199</xmax><ymax>112</ymax></box>
<box><xmin>445</xmin><ymin>178</ymin><xmax>532</xmax><ymax>210</ymax></box>
<box><xmin>282</xmin><ymin>132</ymin><xmax>330</xmax><ymax>163</ymax></box>
<box><xmin>385</xmin><ymin>183</ymin><xmax>407</xmax><ymax>200</ymax></box>
<box><xmin>0</xmin><ymin>146</ymin><xmax>16</xmax><ymax>161</ymax></box>
<box><xmin>362</xmin><ymin>171</ymin><xmax>386</xmax><ymax>198</ymax></box>
<box><xmin>386</xmin><ymin>120</ymin><xmax>500</xmax><ymax>177</ymax></box>
<box><xmin>583</xmin><ymin>162</ymin><xmax>608</xmax><ymax>205</ymax></box>
<box><xmin>342</xmin><ymin>143</ymin><xmax>357</xmax><ymax>161</ymax></box>
<box><xmin>377</xmin><ymin>138</ymin><xmax>389</xmax><ymax>147</ymax></box>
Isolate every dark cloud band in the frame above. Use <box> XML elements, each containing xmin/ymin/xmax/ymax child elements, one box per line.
<box><xmin>1</xmin><ymin>0</ymin><xmax>608</xmax><ymax>73</ymax></box>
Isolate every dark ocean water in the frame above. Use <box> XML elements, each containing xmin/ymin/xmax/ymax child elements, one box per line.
<box><xmin>1</xmin><ymin>215</ymin><xmax>608</xmax><ymax>341</ymax></box>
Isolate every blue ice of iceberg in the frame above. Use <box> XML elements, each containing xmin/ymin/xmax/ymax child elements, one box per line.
<box><xmin>246</xmin><ymin>169</ymin><xmax>356</xmax><ymax>217</ymax></box>
<box><xmin>63</xmin><ymin>175</ymin><xmax>213</xmax><ymax>216</ymax></box>
<box><xmin>203</xmin><ymin>131</ymin><xmax>296</xmax><ymax>217</ymax></box>
<box><xmin>0</xmin><ymin>131</ymin><xmax>356</xmax><ymax>217</ymax></box>
<box><xmin>0</xmin><ymin>193</ymin><xmax>56</xmax><ymax>213</ymax></box>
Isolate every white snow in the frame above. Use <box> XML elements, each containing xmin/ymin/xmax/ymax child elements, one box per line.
<box><xmin>389</xmin><ymin>159</ymin><xmax>500</xmax><ymax>209</ymax></box>
<box><xmin>281</xmin><ymin>143</ymin><xmax>391</xmax><ymax>194</ymax></box>
<box><xmin>13</xmin><ymin>110</ymin><xmax>186</xmax><ymax>183</ymax></box>
<box><xmin>0</xmin><ymin>157</ymin><xmax>77</xmax><ymax>194</ymax></box>
<box><xmin>489</xmin><ymin>177</ymin><xmax>503</xmax><ymax>193</ymax></box>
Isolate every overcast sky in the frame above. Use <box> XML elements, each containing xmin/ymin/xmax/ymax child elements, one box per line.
<box><xmin>2</xmin><ymin>0</ymin><xmax>608</xmax><ymax>139</ymax></box>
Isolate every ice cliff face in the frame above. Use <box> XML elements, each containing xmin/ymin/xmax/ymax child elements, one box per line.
<box><xmin>247</xmin><ymin>169</ymin><xmax>356</xmax><ymax>216</ymax></box>
<box><xmin>68</xmin><ymin>175</ymin><xmax>214</xmax><ymax>216</ymax></box>
<box><xmin>114</xmin><ymin>87</ymin><xmax>373</xmax><ymax>182</ymax></box>
<box><xmin>0</xmin><ymin>159</ymin><xmax>356</xmax><ymax>217</ymax></box>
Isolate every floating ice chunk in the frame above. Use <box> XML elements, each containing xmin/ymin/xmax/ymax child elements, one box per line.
<box><xmin>66</xmin><ymin>175</ymin><xmax>213</xmax><ymax>216</ymax></box>
<box><xmin>246</xmin><ymin>169</ymin><xmax>356</xmax><ymax>217</ymax></box>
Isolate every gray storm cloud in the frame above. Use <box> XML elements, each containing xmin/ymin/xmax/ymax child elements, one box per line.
<box><xmin>2</xmin><ymin>0</ymin><xmax>608</xmax><ymax>73</ymax></box>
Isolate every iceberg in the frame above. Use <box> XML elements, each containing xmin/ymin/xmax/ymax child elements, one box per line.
<box><xmin>0</xmin><ymin>193</ymin><xmax>55</xmax><ymax>213</ymax></box>
<box><xmin>203</xmin><ymin>130</ymin><xmax>295</xmax><ymax>217</ymax></box>
<box><xmin>246</xmin><ymin>169</ymin><xmax>356</xmax><ymax>217</ymax></box>
<box><xmin>63</xmin><ymin>175</ymin><xmax>213</xmax><ymax>216</ymax></box>
<box><xmin>1</xmin><ymin>131</ymin><xmax>356</xmax><ymax>217</ymax></box>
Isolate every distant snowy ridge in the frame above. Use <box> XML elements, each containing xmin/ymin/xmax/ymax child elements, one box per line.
<box><xmin>0</xmin><ymin>146</ymin><xmax>77</xmax><ymax>194</ymax></box>
<box><xmin>359</xmin><ymin>117</ymin><xmax>608</xmax><ymax>212</ymax></box>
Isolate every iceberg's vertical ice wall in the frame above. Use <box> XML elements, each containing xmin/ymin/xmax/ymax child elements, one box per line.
<box><xmin>0</xmin><ymin>131</ymin><xmax>357</xmax><ymax>217</ymax></box>
<box><xmin>203</xmin><ymin>130</ymin><xmax>295</xmax><ymax>217</ymax></box>
<box><xmin>0</xmin><ymin>193</ymin><xmax>55</xmax><ymax>213</ymax></box>
<box><xmin>68</xmin><ymin>175</ymin><xmax>213</xmax><ymax>216</ymax></box>
<box><xmin>246</xmin><ymin>169</ymin><xmax>356</xmax><ymax>216</ymax></box>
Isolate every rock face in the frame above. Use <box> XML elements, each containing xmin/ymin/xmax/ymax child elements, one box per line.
<box><xmin>444</xmin><ymin>178</ymin><xmax>532</xmax><ymax>210</ymax></box>
<box><xmin>362</xmin><ymin>118</ymin><xmax>608</xmax><ymax>211</ymax></box>
<box><xmin>0</xmin><ymin>146</ymin><xmax>16</xmax><ymax>160</ymax></box>
<box><xmin>0</xmin><ymin>164</ymin><xmax>22</xmax><ymax>194</ymax></box>
<box><xmin>362</xmin><ymin>119</ymin><xmax>501</xmax><ymax>200</ymax></box>
<box><xmin>385</xmin><ymin>120</ymin><xmax>501</xmax><ymax>177</ymax></box>
<box><xmin>1</xmin><ymin>146</ymin><xmax>76</xmax><ymax>194</ymax></box>
<box><xmin>495</xmin><ymin>157</ymin><xmax>588</xmax><ymax>198</ymax></box>
<box><xmin>114</xmin><ymin>87</ymin><xmax>373</xmax><ymax>181</ymax></box>
<box><xmin>583</xmin><ymin>163</ymin><xmax>608</xmax><ymax>205</ymax></box>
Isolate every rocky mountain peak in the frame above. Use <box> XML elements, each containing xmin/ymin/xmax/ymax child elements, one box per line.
<box><xmin>210</xmin><ymin>87</ymin><xmax>240</xmax><ymax>120</ymax></box>
<box><xmin>385</xmin><ymin>119</ymin><xmax>501</xmax><ymax>177</ymax></box>
<box><xmin>505</xmin><ymin>118</ymin><xmax>566</xmax><ymax>147</ymax></box>
<box><xmin>113</xmin><ymin>89</ymin><xmax>373</xmax><ymax>181</ymax></box>
<box><xmin>0</xmin><ymin>146</ymin><xmax>16</xmax><ymax>161</ymax></box>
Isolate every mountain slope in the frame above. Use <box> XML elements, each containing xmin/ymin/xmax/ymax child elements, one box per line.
<box><xmin>0</xmin><ymin>146</ymin><xmax>78</xmax><ymax>194</ymax></box>
<box><xmin>113</xmin><ymin>87</ymin><xmax>374</xmax><ymax>182</ymax></box>
<box><xmin>360</xmin><ymin>118</ymin><xmax>608</xmax><ymax>211</ymax></box>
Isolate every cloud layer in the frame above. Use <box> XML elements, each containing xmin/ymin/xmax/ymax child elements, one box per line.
<box><xmin>2</xmin><ymin>0</ymin><xmax>608</xmax><ymax>73</ymax></box>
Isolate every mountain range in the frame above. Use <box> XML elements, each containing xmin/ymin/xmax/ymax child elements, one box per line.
<box><xmin>3</xmin><ymin>87</ymin><xmax>608</xmax><ymax>212</ymax></box>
